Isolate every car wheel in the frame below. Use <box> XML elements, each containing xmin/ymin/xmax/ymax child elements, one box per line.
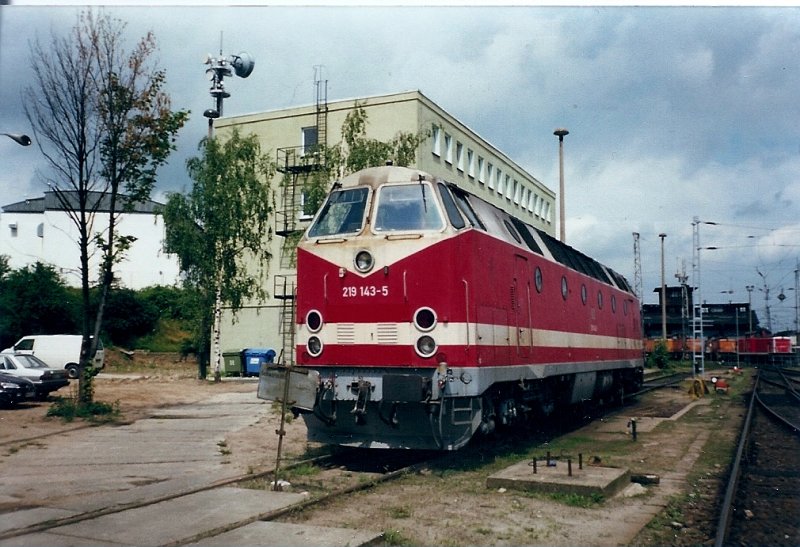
<box><xmin>66</xmin><ymin>364</ymin><xmax>79</xmax><ymax>379</ymax></box>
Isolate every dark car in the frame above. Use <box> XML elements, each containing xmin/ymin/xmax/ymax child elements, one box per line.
<box><xmin>0</xmin><ymin>371</ymin><xmax>34</xmax><ymax>406</ymax></box>
<box><xmin>0</xmin><ymin>352</ymin><xmax>70</xmax><ymax>400</ymax></box>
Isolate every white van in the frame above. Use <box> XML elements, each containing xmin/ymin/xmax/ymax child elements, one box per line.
<box><xmin>2</xmin><ymin>335</ymin><xmax>105</xmax><ymax>379</ymax></box>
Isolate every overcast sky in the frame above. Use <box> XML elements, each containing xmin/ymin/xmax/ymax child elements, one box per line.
<box><xmin>2</xmin><ymin>3</ymin><xmax>800</xmax><ymax>331</ymax></box>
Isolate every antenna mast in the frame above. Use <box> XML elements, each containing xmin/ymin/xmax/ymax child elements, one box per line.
<box><xmin>632</xmin><ymin>232</ymin><xmax>643</xmax><ymax>306</ymax></box>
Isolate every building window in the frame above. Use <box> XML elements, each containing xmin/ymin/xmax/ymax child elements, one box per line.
<box><xmin>486</xmin><ymin>163</ymin><xmax>494</xmax><ymax>189</ymax></box>
<box><xmin>467</xmin><ymin>149</ymin><xmax>475</xmax><ymax>178</ymax></box>
<box><xmin>9</xmin><ymin>222</ymin><xmax>18</xmax><ymax>238</ymax></box>
<box><xmin>301</xmin><ymin>126</ymin><xmax>318</xmax><ymax>154</ymax></box>
<box><xmin>432</xmin><ymin>125</ymin><xmax>441</xmax><ymax>157</ymax></box>
<box><xmin>512</xmin><ymin>180</ymin><xmax>519</xmax><ymax>204</ymax></box>
<box><xmin>456</xmin><ymin>142</ymin><xmax>464</xmax><ymax>173</ymax></box>
<box><xmin>444</xmin><ymin>133</ymin><xmax>453</xmax><ymax>164</ymax></box>
<box><xmin>505</xmin><ymin>175</ymin><xmax>512</xmax><ymax>201</ymax></box>
<box><xmin>529</xmin><ymin>192</ymin><xmax>538</xmax><ymax>213</ymax></box>
<box><xmin>496</xmin><ymin>169</ymin><xmax>503</xmax><ymax>194</ymax></box>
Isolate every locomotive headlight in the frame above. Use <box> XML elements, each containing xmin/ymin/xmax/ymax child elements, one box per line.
<box><xmin>413</xmin><ymin>307</ymin><xmax>437</xmax><ymax>332</ymax></box>
<box><xmin>307</xmin><ymin>336</ymin><xmax>323</xmax><ymax>357</ymax></box>
<box><xmin>415</xmin><ymin>335</ymin><xmax>437</xmax><ymax>358</ymax></box>
<box><xmin>306</xmin><ymin>310</ymin><xmax>323</xmax><ymax>333</ymax></box>
<box><xmin>354</xmin><ymin>250</ymin><xmax>374</xmax><ymax>273</ymax></box>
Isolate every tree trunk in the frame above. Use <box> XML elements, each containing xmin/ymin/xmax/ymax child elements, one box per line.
<box><xmin>212</xmin><ymin>284</ymin><xmax>222</xmax><ymax>383</ymax></box>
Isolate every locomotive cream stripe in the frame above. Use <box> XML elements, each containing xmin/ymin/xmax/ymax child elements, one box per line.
<box><xmin>299</xmin><ymin>321</ymin><xmax>642</xmax><ymax>351</ymax></box>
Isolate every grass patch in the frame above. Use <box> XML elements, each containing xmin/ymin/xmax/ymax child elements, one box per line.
<box><xmin>47</xmin><ymin>396</ymin><xmax>121</xmax><ymax>423</ymax></box>
<box><xmin>284</xmin><ymin>462</ymin><xmax>320</xmax><ymax>479</ymax></box>
<box><xmin>134</xmin><ymin>318</ymin><xmax>191</xmax><ymax>352</ymax></box>
<box><xmin>382</xmin><ymin>529</ymin><xmax>412</xmax><ymax>546</ymax></box>
<box><xmin>521</xmin><ymin>490</ymin><xmax>605</xmax><ymax>508</ymax></box>
<box><xmin>387</xmin><ymin>505</ymin><xmax>412</xmax><ymax>519</ymax></box>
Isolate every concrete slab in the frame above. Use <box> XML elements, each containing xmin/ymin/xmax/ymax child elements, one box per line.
<box><xmin>487</xmin><ymin>459</ymin><xmax>631</xmax><ymax>498</ymax></box>
<box><xmin>0</xmin><ymin>531</ymin><xmax>132</xmax><ymax>547</ymax></box>
<box><xmin>189</xmin><ymin>521</ymin><xmax>382</xmax><ymax>547</ymax></box>
<box><xmin>0</xmin><ymin>508</ymin><xmax>77</xmax><ymax>535</ymax></box>
<box><xmin>43</xmin><ymin>487</ymin><xmax>306</xmax><ymax>547</ymax></box>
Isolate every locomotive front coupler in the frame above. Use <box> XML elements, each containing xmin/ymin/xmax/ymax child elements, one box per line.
<box><xmin>350</xmin><ymin>379</ymin><xmax>372</xmax><ymax>425</ymax></box>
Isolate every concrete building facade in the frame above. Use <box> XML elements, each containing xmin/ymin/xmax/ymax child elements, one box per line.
<box><xmin>213</xmin><ymin>90</ymin><xmax>556</xmax><ymax>364</ymax></box>
<box><xmin>0</xmin><ymin>192</ymin><xmax>180</xmax><ymax>289</ymax></box>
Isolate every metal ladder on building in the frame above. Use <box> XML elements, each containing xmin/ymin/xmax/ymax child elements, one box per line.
<box><xmin>274</xmin><ymin>274</ymin><xmax>296</xmax><ymax>367</ymax></box>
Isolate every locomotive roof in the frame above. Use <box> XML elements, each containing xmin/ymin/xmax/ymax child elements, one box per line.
<box><xmin>332</xmin><ymin>164</ymin><xmax>634</xmax><ymax>295</ymax></box>
<box><xmin>336</xmin><ymin>165</ymin><xmax>433</xmax><ymax>190</ymax></box>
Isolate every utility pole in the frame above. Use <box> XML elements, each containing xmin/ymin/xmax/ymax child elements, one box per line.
<box><xmin>659</xmin><ymin>233</ymin><xmax>667</xmax><ymax>341</ymax></box>
<box><xmin>554</xmin><ymin>128</ymin><xmax>569</xmax><ymax>243</ymax></box>
<box><xmin>746</xmin><ymin>284</ymin><xmax>754</xmax><ymax>334</ymax></box>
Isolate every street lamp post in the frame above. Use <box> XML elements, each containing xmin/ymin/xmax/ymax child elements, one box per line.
<box><xmin>659</xmin><ymin>233</ymin><xmax>667</xmax><ymax>341</ymax></box>
<box><xmin>2</xmin><ymin>133</ymin><xmax>31</xmax><ymax>146</ymax></box>
<box><xmin>554</xmin><ymin>128</ymin><xmax>569</xmax><ymax>243</ymax></box>
<box><xmin>745</xmin><ymin>284</ymin><xmax>754</xmax><ymax>334</ymax></box>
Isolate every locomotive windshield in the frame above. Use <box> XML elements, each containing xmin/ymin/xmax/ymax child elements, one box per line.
<box><xmin>307</xmin><ymin>187</ymin><xmax>369</xmax><ymax>238</ymax></box>
<box><xmin>373</xmin><ymin>183</ymin><xmax>444</xmax><ymax>232</ymax></box>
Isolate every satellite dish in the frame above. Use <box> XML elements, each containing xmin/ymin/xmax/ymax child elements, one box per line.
<box><xmin>230</xmin><ymin>52</ymin><xmax>254</xmax><ymax>78</ymax></box>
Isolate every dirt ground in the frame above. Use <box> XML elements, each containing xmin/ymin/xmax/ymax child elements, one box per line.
<box><xmin>0</xmin><ymin>353</ymin><xmax>750</xmax><ymax>546</ymax></box>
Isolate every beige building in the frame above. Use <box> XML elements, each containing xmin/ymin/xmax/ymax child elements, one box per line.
<box><xmin>213</xmin><ymin>90</ymin><xmax>556</xmax><ymax>368</ymax></box>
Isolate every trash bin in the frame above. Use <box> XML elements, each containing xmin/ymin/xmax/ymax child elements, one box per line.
<box><xmin>221</xmin><ymin>349</ymin><xmax>244</xmax><ymax>377</ymax></box>
<box><xmin>243</xmin><ymin>348</ymin><xmax>276</xmax><ymax>377</ymax></box>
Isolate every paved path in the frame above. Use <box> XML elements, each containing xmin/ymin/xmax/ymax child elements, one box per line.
<box><xmin>0</xmin><ymin>392</ymin><xmax>380</xmax><ymax>546</ymax></box>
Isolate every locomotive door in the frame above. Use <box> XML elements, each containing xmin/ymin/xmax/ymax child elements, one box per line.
<box><xmin>514</xmin><ymin>255</ymin><xmax>532</xmax><ymax>360</ymax></box>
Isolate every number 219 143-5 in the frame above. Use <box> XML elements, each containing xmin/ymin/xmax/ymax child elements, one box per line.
<box><xmin>342</xmin><ymin>285</ymin><xmax>389</xmax><ymax>298</ymax></box>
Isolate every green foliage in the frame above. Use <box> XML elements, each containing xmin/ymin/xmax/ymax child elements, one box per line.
<box><xmin>47</xmin><ymin>394</ymin><xmax>120</xmax><ymax>423</ymax></box>
<box><xmin>163</xmin><ymin>128</ymin><xmax>275</xmax><ymax>373</ymax></box>
<box><xmin>100</xmin><ymin>288</ymin><xmax>159</xmax><ymax>347</ymax></box>
<box><xmin>138</xmin><ymin>285</ymin><xmax>201</xmax><ymax>322</ymax></box>
<box><xmin>299</xmin><ymin>103</ymin><xmax>430</xmax><ymax>219</ymax></box>
<box><xmin>647</xmin><ymin>339</ymin><xmax>670</xmax><ymax>369</ymax></box>
<box><xmin>0</xmin><ymin>262</ymin><xmax>80</xmax><ymax>349</ymax></box>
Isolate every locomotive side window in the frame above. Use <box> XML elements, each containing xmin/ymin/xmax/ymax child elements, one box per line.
<box><xmin>437</xmin><ymin>183</ymin><xmax>466</xmax><ymax>229</ymax></box>
<box><xmin>308</xmin><ymin>187</ymin><xmax>369</xmax><ymax>238</ymax></box>
<box><xmin>373</xmin><ymin>183</ymin><xmax>445</xmax><ymax>232</ymax></box>
<box><xmin>581</xmin><ymin>284</ymin><xmax>587</xmax><ymax>305</ymax></box>
<box><xmin>534</xmin><ymin>267</ymin><xmax>543</xmax><ymax>293</ymax></box>
<box><xmin>449</xmin><ymin>187</ymin><xmax>486</xmax><ymax>230</ymax></box>
<box><xmin>503</xmin><ymin>219</ymin><xmax>522</xmax><ymax>244</ymax></box>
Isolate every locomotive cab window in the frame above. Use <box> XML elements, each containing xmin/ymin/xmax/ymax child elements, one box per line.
<box><xmin>308</xmin><ymin>187</ymin><xmax>369</xmax><ymax>238</ymax></box>
<box><xmin>437</xmin><ymin>183</ymin><xmax>466</xmax><ymax>229</ymax></box>
<box><xmin>373</xmin><ymin>183</ymin><xmax>445</xmax><ymax>233</ymax></box>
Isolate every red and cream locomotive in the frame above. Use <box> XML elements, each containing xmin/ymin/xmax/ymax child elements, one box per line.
<box><xmin>268</xmin><ymin>165</ymin><xmax>643</xmax><ymax>450</ymax></box>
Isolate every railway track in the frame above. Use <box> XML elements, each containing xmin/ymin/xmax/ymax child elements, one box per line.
<box><xmin>714</xmin><ymin>366</ymin><xmax>800</xmax><ymax>547</ymax></box>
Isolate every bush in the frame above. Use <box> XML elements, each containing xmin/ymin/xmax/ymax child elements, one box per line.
<box><xmin>648</xmin><ymin>339</ymin><xmax>670</xmax><ymax>369</ymax></box>
<box><xmin>100</xmin><ymin>289</ymin><xmax>159</xmax><ymax>348</ymax></box>
<box><xmin>47</xmin><ymin>395</ymin><xmax>120</xmax><ymax>422</ymax></box>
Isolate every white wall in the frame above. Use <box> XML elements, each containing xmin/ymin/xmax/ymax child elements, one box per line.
<box><xmin>0</xmin><ymin>209</ymin><xmax>180</xmax><ymax>289</ymax></box>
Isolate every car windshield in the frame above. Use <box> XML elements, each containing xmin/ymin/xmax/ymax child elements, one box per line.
<box><xmin>307</xmin><ymin>187</ymin><xmax>369</xmax><ymax>238</ymax></box>
<box><xmin>14</xmin><ymin>355</ymin><xmax>49</xmax><ymax>369</ymax></box>
<box><xmin>373</xmin><ymin>183</ymin><xmax>444</xmax><ymax>232</ymax></box>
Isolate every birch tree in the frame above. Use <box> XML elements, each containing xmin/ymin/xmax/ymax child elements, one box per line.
<box><xmin>163</xmin><ymin>129</ymin><xmax>274</xmax><ymax>380</ymax></box>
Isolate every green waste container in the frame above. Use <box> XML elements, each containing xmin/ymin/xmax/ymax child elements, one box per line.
<box><xmin>221</xmin><ymin>350</ymin><xmax>244</xmax><ymax>377</ymax></box>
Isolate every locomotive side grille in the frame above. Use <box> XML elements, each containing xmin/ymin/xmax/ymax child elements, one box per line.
<box><xmin>337</xmin><ymin>323</ymin><xmax>356</xmax><ymax>344</ymax></box>
<box><xmin>376</xmin><ymin>323</ymin><xmax>398</xmax><ymax>344</ymax></box>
